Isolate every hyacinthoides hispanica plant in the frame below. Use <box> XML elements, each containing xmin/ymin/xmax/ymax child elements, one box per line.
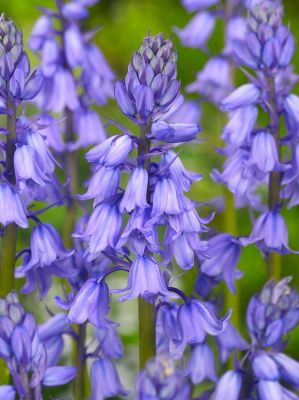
<box><xmin>216</xmin><ymin>0</ymin><xmax>297</xmax><ymax>280</ymax></box>
<box><xmin>67</xmin><ymin>33</ymin><xmax>231</xmax><ymax>397</ymax></box>
<box><xmin>175</xmin><ymin>0</ymin><xmax>248</xmax><ymax>331</ymax></box>
<box><xmin>0</xmin><ymin>13</ymin><xmax>78</xmax><ymax>396</ymax></box>
<box><xmin>28</xmin><ymin>1</ymin><xmax>114</xmax><ymax>397</ymax></box>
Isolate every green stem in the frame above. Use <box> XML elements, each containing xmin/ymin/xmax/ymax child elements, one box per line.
<box><xmin>0</xmin><ymin>96</ymin><xmax>17</xmax><ymax>384</ymax></box>
<box><xmin>73</xmin><ymin>324</ymin><xmax>86</xmax><ymax>400</ymax></box>
<box><xmin>223</xmin><ymin>188</ymin><xmax>240</xmax><ymax>331</ymax></box>
<box><xmin>138</xmin><ymin>121</ymin><xmax>156</xmax><ymax>369</ymax></box>
<box><xmin>267</xmin><ymin>75</ymin><xmax>281</xmax><ymax>280</ymax></box>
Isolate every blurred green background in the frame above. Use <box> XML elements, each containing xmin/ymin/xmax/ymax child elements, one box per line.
<box><xmin>2</xmin><ymin>0</ymin><xmax>299</xmax><ymax>396</ymax></box>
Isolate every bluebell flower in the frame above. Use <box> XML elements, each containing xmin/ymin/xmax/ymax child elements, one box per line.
<box><xmin>0</xmin><ymin>386</ymin><xmax>15</xmax><ymax>400</ymax></box>
<box><xmin>149</xmin><ymin>121</ymin><xmax>200</xmax><ymax>143</ymax></box>
<box><xmin>42</xmin><ymin>366</ymin><xmax>77</xmax><ymax>386</ymax></box>
<box><xmin>90</xmin><ymin>357</ymin><xmax>127</xmax><ymax>400</ymax></box>
<box><xmin>18</xmin><ymin>223</ymin><xmax>73</xmax><ymax>272</ymax></box>
<box><xmin>96</xmin><ymin>325</ymin><xmax>123</xmax><ymax>359</ymax></box>
<box><xmin>201</xmin><ymin>234</ymin><xmax>242</xmax><ymax>293</ymax></box>
<box><xmin>216</xmin><ymin>322</ymin><xmax>248</xmax><ymax>363</ymax></box>
<box><xmin>119</xmin><ymin>256</ymin><xmax>174</xmax><ymax>302</ymax></box>
<box><xmin>185</xmin><ymin>344</ymin><xmax>216</xmax><ymax>384</ymax></box>
<box><xmin>0</xmin><ymin>183</ymin><xmax>28</xmax><ymax>228</ymax></box>
<box><xmin>182</xmin><ymin>0</ymin><xmax>219</xmax><ymax>12</ymax></box>
<box><xmin>85</xmin><ymin>135</ymin><xmax>134</xmax><ymax>167</ymax></box>
<box><xmin>75</xmin><ymin>108</ymin><xmax>106</xmax><ymax>147</ymax></box>
<box><xmin>222</xmin><ymin>106</ymin><xmax>258</xmax><ymax>145</ymax></box>
<box><xmin>174</xmin><ymin>12</ymin><xmax>215</xmax><ymax>49</ymax></box>
<box><xmin>119</xmin><ymin>167</ymin><xmax>149</xmax><ymax>213</ymax></box>
<box><xmin>212</xmin><ymin>370</ymin><xmax>242</xmax><ymax>400</ymax></box>
<box><xmin>186</xmin><ymin>57</ymin><xmax>233</xmax><ymax>104</ymax></box>
<box><xmin>246</xmin><ymin>278</ymin><xmax>299</xmax><ymax>347</ymax></box>
<box><xmin>78</xmin><ymin>166</ymin><xmax>120</xmax><ymax>204</ymax></box>
<box><xmin>241</xmin><ymin>209</ymin><xmax>292</xmax><ymax>254</ymax></box>
<box><xmin>74</xmin><ymin>203</ymin><xmax>122</xmax><ymax>260</ymax></box>
<box><xmin>136</xmin><ymin>355</ymin><xmax>191</xmax><ymax>400</ymax></box>
<box><xmin>68</xmin><ymin>278</ymin><xmax>111</xmax><ymax>327</ymax></box>
<box><xmin>64</xmin><ymin>24</ymin><xmax>85</xmax><ymax>68</ymax></box>
<box><xmin>284</xmin><ymin>94</ymin><xmax>299</xmax><ymax>127</ymax></box>
<box><xmin>176</xmin><ymin>299</ymin><xmax>231</xmax><ymax>354</ymax></box>
<box><xmin>221</xmin><ymin>83</ymin><xmax>260</xmax><ymax>111</ymax></box>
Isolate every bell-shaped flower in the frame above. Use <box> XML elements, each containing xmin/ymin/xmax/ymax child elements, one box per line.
<box><xmin>216</xmin><ymin>322</ymin><xmax>248</xmax><ymax>363</ymax></box>
<box><xmin>149</xmin><ymin>121</ymin><xmax>200</xmax><ymax>143</ymax></box>
<box><xmin>241</xmin><ymin>209</ymin><xmax>292</xmax><ymax>254</ymax></box>
<box><xmin>285</xmin><ymin>94</ymin><xmax>299</xmax><ymax>126</ymax></box>
<box><xmin>42</xmin><ymin>366</ymin><xmax>76</xmax><ymax>386</ymax></box>
<box><xmin>252</xmin><ymin>353</ymin><xmax>280</xmax><ymax>381</ymax></box>
<box><xmin>119</xmin><ymin>167</ymin><xmax>149</xmax><ymax>213</ymax></box>
<box><xmin>74</xmin><ymin>204</ymin><xmax>122</xmax><ymax>260</ymax></box>
<box><xmin>90</xmin><ymin>357</ymin><xmax>127</xmax><ymax>400</ymax></box>
<box><xmin>76</xmin><ymin>108</ymin><xmax>106</xmax><ymax>147</ymax></box>
<box><xmin>176</xmin><ymin>299</ymin><xmax>231</xmax><ymax>354</ymax></box>
<box><xmin>118</xmin><ymin>256</ymin><xmax>174</xmax><ymax>302</ymax></box>
<box><xmin>182</xmin><ymin>0</ymin><xmax>219</xmax><ymax>11</ymax></box>
<box><xmin>78</xmin><ymin>166</ymin><xmax>120</xmax><ymax>203</ymax></box>
<box><xmin>28</xmin><ymin>15</ymin><xmax>53</xmax><ymax>51</ymax></box>
<box><xmin>135</xmin><ymin>85</ymin><xmax>154</xmax><ymax>121</ymax></box>
<box><xmin>41</xmin><ymin>68</ymin><xmax>79</xmax><ymax>113</ymax></box>
<box><xmin>257</xmin><ymin>380</ymin><xmax>283</xmax><ymax>400</ymax></box>
<box><xmin>222</xmin><ymin>106</ymin><xmax>258</xmax><ymax>144</ymax></box>
<box><xmin>221</xmin><ymin>83</ymin><xmax>260</xmax><ymax>111</ymax></box>
<box><xmin>41</xmin><ymin>39</ymin><xmax>60</xmax><ymax>77</ymax></box>
<box><xmin>61</xmin><ymin>2</ymin><xmax>89</xmax><ymax>20</ymax></box>
<box><xmin>0</xmin><ymin>183</ymin><xmax>28</xmax><ymax>228</ymax></box>
<box><xmin>96</xmin><ymin>325</ymin><xmax>123</xmax><ymax>359</ymax></box>
<box><xmin>201</xmin><ymin>234</ymin><xmax>242</xmax><ymax>293</ymax></box>
<box><xmin>0</xmin><ymin>385</ymin><xmax>16</xmax><ymax>400</ymax></box>
<box><xmin>174</xmin><ymin>12</ymin><xmax>215</xmax><ymax>49</ymax></box>
<box><xmin>68</xmin><ymin>278</ymin><xmax>111</xmax><ymax>328</ymax></box>
<box><xmin>186</xmin><ymin>57</ymin><xmax>233</xmax><ymax>104</ymax></box>
<box><xmin>273</xmin><ymin>353</ymin><xmax>299</xmax><ymax>389</ymax></box>
<box><xmin>212</xmin><ymin>370</ymin><xmax>242</xmax><ymax>400</ymax></box>
<box><xmin>185</xmin><ymin>344</ymin><xmax>216</xmax><ymax>384</ymax></box>
<box><xmin>64</xmin><ymin>24</ymin><xmax>85</xmax><ymax>68</ymax></box>
<box><xmin>14</xmin><ymin>144</ymin><xmax>51</xmax><ymax>187</ymax></box>
<box><xmin>86</xmin><ymin>135</ymin><xmax>133</xmax><ymax>167</ymax></box>
<box><xmin>18</xmin><ymin>223</ymin><xmax>73</xmax><ymax>272</ymax></box>
<box><xmin>116</xmin><ymin>207</ymin><xmax>159</xmax><ymax>256</ymax></box>
<box><xmin>115</xmin><ymin>80</ymin><xmax>137</xmax><ymax>117</ymax></box>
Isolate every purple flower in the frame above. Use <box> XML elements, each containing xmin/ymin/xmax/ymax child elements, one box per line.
<box><xmin>64</xmin><ymin>24</ymin><xmax>85</xmax><ymax>68</ymax></box>
<box><xmin>0</xmin><ymin>183</ymin><xmax>28</xmax><ymax>228</ymax></box>
<box><xmin>174</xmin><ymin>12</ymin><xmax>215</xmax><ymax>49</ymax></box>
<box><xmin>216</xmin><ymin>322</ymin><xmax>248</xmax><ymax>363</ymax></box>
<box><xmin>136</xmin><ymin>355</ymin><xmax>191</xmax><ymax>400</ymax></box>
<box><xmin>118</xmin><ymin>256</ymin><xmax>174</xmax><ymax>302</ymax></box>
<box><xmin>0</xmin><ymin>386</ymin><xmax>16</xmax><ymax>400</ymax></box>
<box><xmin>90</xmin><ymin>357</ymin><xmax>127</xmax><ymax>400</ymax></box>
<box><xmin>212</xmin><ymin>370</ymin><xmax>242</xmax><ymax>400</ymax></box>
<box><xmin>284</xmin><ymin>94</ymin><xmax>299</xmax><ymax>126</ymax></box>
<box><xmin>221</xmin><ymin>83</ymin><xmax>260</xmax><ymax>111</ymax></box>
<box><xmin>119</xmin><ymin>167</ymin><xmax>149</xmax><ymax>213</ymax></box>
<box><xmin>273</xmin><ymin>353</ymin><xmax>299</xmax><ymax>389</ymax></box>
<box><xmin>222</xmin><ymin>106</ymin><xmax>258</xmax><ymax>144</ymax></box>
<box><xmin>149</xmin><ymin>121</ymin><xmax>200</xmax><ymax>143</ymax></box>
<box><xmin>185</xmin><ymin>344</ymin><xmax>216</xmax><ymax>384</ymax></box>
<box><xmin>68</xmin><ymin>278</ymin><xmax>111</xmax><ymax>327</ymax></box>
<box><xmin>75</xmin><ymin>108</ymin><xmax>106</xmax><ymax>147</ymax></box>
<box><xmin>18</xmin><ymin>223</ymin><xmax>73</xmax><ymax>272</ymax></box>
<box><xmin>182</xmin><ymin>0</ymin><xmax>219</xmax><ymax>12</ymax></box>
<box><xmin>74</xmin><ymin>204</ymin><xmax>122</xmax><ymax>260</ymax></box>
<box><xmin>201</xmin><ymin>234</ymin><xmax>242</xmax><ymax>293</ymax></box>
<box><xmin>186</xmin><ymin>57</ymin><xmax>233</xmax><ymax>104</ymax></box>
<box><xmin>78</xmin><ymin>166</ymin><xmax>120</xmax><ymax>203</ymax></box>
<box><xmin>176</xmin><ymin>299</ymin><xmax>231</xmax><ymax>354</ymax></box>
<box><xmin>42</xmin><ymin>366</ymin><xmax>77</xmax><ymax>386</ymax></box>
<box><xmin>241</xmin><ymin>209</ymin><xmax>292</xmax><ymax>254</ymax></box>
<box><xmin>85</xmin><ymin>135</ymin><xmax>133</xmax><ymax>166</ymax></box>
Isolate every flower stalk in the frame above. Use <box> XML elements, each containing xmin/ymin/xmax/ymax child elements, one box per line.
<box><xmin>0</xmin><ymin>96</ymin><xmax>17</xmax><ymax>298</ymax></box>
<box><xmin>138</xmin><ymin>120</ymin><xmax>156</xmax><ymax>369</ymax></box>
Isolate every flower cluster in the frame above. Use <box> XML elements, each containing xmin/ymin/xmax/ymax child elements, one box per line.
<box><xmin>175</xmin><ymin>0</ymin><xmax>247</xmax><ymax>105</ymax></box>
<box><xmin>29</xmin><ymin>0</ymin><xmax>114</xmax><ymax>150</ymax></box>
<box><xmin>214</xmin><ymin>0</ymin><xmax>297</xmax><ymax>257</ymax></box>
<box><xmin>213</xmin><ymin>278</ymin><xmax>299</xmax><ymax>399</ymax></box>
<box><xmin>68</xmin><ymin>33</ymin><xmax>231</xmax><ymax>396</ymax></box>
<box><xmin>0</xmin><ymin>293</ymin><xmax>76</xmax><ymax>400</ymax></box>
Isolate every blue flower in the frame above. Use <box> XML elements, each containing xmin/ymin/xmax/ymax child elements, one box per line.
<box><xmin>212</xmin><ymin>370</ymin><xmax>242</xmax><ymax>400</ymax></box>
<box><xmin>0</xmin><ymin>183</ymin><xmax>28</xmax><ymax>228</ymax></box>
<box><xmin>119</xmin><ymin>256</ymin><xmax>174</xmax><ymax>302</ymax></box>
<box><xmin>119</xmin><ymin>167</ymin><xmax>149</xmax><ymax>213</ymax></box>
